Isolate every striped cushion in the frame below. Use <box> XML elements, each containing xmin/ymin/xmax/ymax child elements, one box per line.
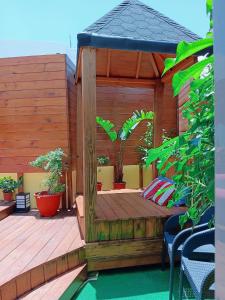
<box><xmin>152</xmin><ymin>182</ymin><xmax>175</xmax><ymax>206</ymax></box>
<box><xmin>142</xmin><ymin>177</ymin><xmax>175</xmax><ymax>206</ymax></box>
<box><xmin>142</xmin><ymin>177</ymin><xmax>168</xmax><ymax>200</ymax></box>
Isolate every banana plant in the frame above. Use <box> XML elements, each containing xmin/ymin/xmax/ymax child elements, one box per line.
<box><xmin>96</xmin><ymin>110</ymin><xmax>154</xmax><ymax>184</ymax></box>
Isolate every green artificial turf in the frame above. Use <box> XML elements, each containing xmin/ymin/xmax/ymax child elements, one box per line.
<box><xmin>75</xmin><ymin>266</ymin><xmax>194</xmax><ymax>300</ymax></box>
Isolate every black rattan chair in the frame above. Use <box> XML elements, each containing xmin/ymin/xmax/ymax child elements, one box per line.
<box><xmin>162</xmin><ymin>206</ymin><xmax>214</xmax><ymax>300</ymax></box>
<box><xmin>179</xmin><ymin>228</ymin><xmax>215</xmax><ymax>300</ymax></box>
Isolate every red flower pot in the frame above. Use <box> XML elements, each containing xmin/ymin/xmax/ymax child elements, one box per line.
<box><xmin>3</xmin><ymin>192</ymin><xmax>13</xmax><ymax>201</ymax></box>
<box><xmin>113</xmin><ymin>182</ymin><xmax>126</xmax><ymax>190</ymax></box>
<box><xmin>34</xmin><ymin>191</ymin><xmax>61</xmax><ymax>217</ymax></box>
<box><xmin>97</xmin><ymin>182</ymin><xmax>102</xmax><ymax>191</ymax></box>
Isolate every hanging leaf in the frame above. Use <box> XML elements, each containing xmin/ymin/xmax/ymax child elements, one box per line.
<box><xmin>163</xmin><ymin>38</ymin><xmax>213</xmax><ymax>76</ymax></box>
<box><xmin>172</xmin><ymin>55</ymin><xmax>214</xmax><ymax>96</ymax></box>
<box><xmin>118</xmin><ymin>110</ymin><xmax>154</xmax><ymax>141</ymax></box>
<box><xmin>96</xmin><ymin>117</ymin><xmax>117</xmax><ymax>142</ymax></box>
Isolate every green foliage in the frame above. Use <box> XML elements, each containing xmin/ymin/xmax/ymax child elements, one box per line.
<box><xmin>97</xmin><ymin>155</ymin><xmax>110</xmax><ymax>166</ymax></box>
<box><xmin>96</xmin><ymin>117</ymin><xmax>117</xmax><ymax>142</ymax></box>
<box><xmin>0</xmin><ymin>176</ymin><xmax>19</xmax><ymax>193</ymax></box>
<box><xmin>163</xmin><ymin>38</ymin><xmax>213</xmax><ymax>75</ymax></box>
<box><xmin>30</xmin><ymin>148</ymin><xmax>66</xmax><ymax>194</ymax></box>
<box><xmin>138</xmin><ymin>122</ymin><xmax>153</xmax><ymax>163</ymax></box>
<box><xmin>146</xmin><ymin>2</ymin><xmax>214</xmax><ymax>227</ymax></box>
<box><xmin>97</xmin><ymin>110</ymin><xmax>154</xmax><ymax>182</ymax></box>
<box><xmin>118</xmin><ymin>111</ymin><xmax>154</xmax><ymax>140</ymax></box>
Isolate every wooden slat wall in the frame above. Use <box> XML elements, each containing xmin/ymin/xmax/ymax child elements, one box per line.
<box><xmin>178</xmin><ymin>81</ymin><xmax>190</xmax><ymax>134</ymax></box>
<box><xmin>0</xmin><ymin>54</ymin><xmax>70</xmax><ymax>172</ymax></box>
<box><xmin>66</xmin><ymin>56</ymin><xmax>76</xmax><ymax>170</ymax></box>
<box><xmin>96</xmin><ymin>85</ymin><xmax>154</xmax><ymax>165</ymax></box>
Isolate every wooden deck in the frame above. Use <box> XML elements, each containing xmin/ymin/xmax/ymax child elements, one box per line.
<box><xmin>0</xmin><ymin>210</ymin><xmax>85</xmax><ymax>300</ymax></box>
<box><xmin>76</xmin><ymin>189</ymin><xmax>186</xmax><ymax>271</ymax></box>
<box><xmin>76</xmin><ymin>189</ymin><xmax>186</xmax><ymax>242</ymax></box>
<box><xmin>0</xmin><ymin>201</ymin><xmax>16</xmax><ymax>221</ymax></box>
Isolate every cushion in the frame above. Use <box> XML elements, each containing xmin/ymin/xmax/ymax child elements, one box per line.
<box><xmin>152</xmin><ymin>182</ymin><xmax>175</xmax><ymax>206</ymax></box>
<box><xmin>142</xmin><ymin>177</ymin><xmax>168</xmax><ymax>200</ymax></box>
<box><xmin>142</xmin><ymin>176</ymin><xmax>175</xmax><ymax>206</ymax></box>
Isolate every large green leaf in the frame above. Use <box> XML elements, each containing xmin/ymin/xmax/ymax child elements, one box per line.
<box><xmin>118</xmin><ymin>110</ymin><xmax>154</xmax><ymax>141</ymax></box>
<box><xmin>206</xmin><ymin>0</ymin><xmax>213</xmax><ymax>15</ymax></box>
<box><xmin>163</xmin><ymin>38</ymin><xmax>213</xmax><ymax>75</ymax></box>
<box><xmin>96</xmin><ymin>117</ymin><xmax>117</xmax><ymax>142</ymax></box>
<box><xmin>172</xmin><ymin>55</ymin><xmax>214</xmax><ymax>96</ymax></box>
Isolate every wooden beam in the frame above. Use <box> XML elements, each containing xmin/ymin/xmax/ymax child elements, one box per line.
<box><xmin>75</xmin><ymin>51</ymin><xmax>81</xmax><ymax>83</ymax></box>
<box><xmin>154</xmin><ymin>53</ymin><xmax>165</xmax><ymax>74</ymax></box>
<box><xmin>81</xmin><ymin>48</ymin><xmax>97</xmax><ymax>243</ymax></box>
<box><xmin>106</xmin><ymin>50</ymin><xmax>111</xmax><ymax>77</ymax></box>
<box><xmin>96</xmin><ymin>76</ymin><xmax>158</xmax><ymax>88</ymax></box>
<box><xmin>76</xmin><ymin>82</ymin><xmax>83</xmax><ymax>194</ymax></box>
<box><xmin>161</xmin><ymin>56</ymin><xmax>194</xmax><ymax>83</ymax></box>
<box><xmin>135</xmin><ymin>52</ymin><xmax>142</xmax><ymax>79</ymax></box>
<box><xmin>153</xmin><ymin>81</ymin><xmax>164</xmax><ymax>178</ymax></box>
<box><xmin>150</xmin><ymin>53</ymin><xmax>159</xmax><ymax>78</ymax></box>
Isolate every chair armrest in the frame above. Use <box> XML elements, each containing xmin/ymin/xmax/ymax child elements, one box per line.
<box><xmin>182</xmin><ymin>228</ymin><xmax>215</xmax><ymax>259</ymax></box>
<box><xmin>172</xmin><ymin>223</ymin><xmax>210</xmax><ymax>254</ymax></box>
<box><xmin>202</xmin><ymin>268</ymin><xmax>215</xmax><ymax>293</ymax></box>
<box><xmin>164</xmin><ymin>212</ymin><xmax>185</xmax><ymax>234</ymax></box>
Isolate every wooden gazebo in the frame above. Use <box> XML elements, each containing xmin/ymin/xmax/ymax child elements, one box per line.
<box><xmin>74</xmin><ymin>0</ymin><xmax>198</xmax><ymax>270</ymax></box>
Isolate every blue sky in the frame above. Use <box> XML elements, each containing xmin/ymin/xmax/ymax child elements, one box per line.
<box><xmin>0</xmin><ymin>0</ymin><xmax>209</xmax><ymax>59</ymax></box>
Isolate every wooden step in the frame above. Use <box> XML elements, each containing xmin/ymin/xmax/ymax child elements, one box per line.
<box><xmin>0</xmin><ymin>211</ymin><xmax>86</xmax><ymax>300</ymax></box>
<box><xmin>0</xmin><ymin>201</ymin><xmax>16</xmax><ymax>221</ymax></box>
<box><xmin>20</xmin><ymin>264</ymin><xmax>87</xmax><ymax>300</ymax></box>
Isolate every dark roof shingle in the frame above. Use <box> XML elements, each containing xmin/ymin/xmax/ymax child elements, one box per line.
<box><xmin>77</xmin><ymin>0</ymin><xmax>200</xmax><ymax>53</ymax></box>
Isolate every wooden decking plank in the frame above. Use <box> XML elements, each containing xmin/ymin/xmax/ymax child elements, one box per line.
<box><xmin>95</xmin><ymin>200</ymin><xmax>108</xmax><ymax>219</ymax></box>
<box><xmin>0</xmin><ymin>214</ymin><xmax>45</xmax><ymax>262</ymax></box>
<box><xmin>22</xmin><ymin>216</ymin><xmax>71</xmax><ymax>272</ymax></box>
<box><xmin>121</xmin><ymin>194</ymin><xmax>151</xmax><ymax>218</ymax></box>
<box><xmin>0</xmin><ymin>201</ymin><xmax>16</xmax><ymax>221</ymax></box>
<box><xmin>0</xmin><ymin>213</ymin><xmax>33</xmax><ymax>236</ymax></box>
<box><xmin>48</xmin><ymin>217</ymin><xmax>80</xmax><ymax>260</ymax></box>
<box><xmin>0</xmin><ymin>217</ymin><xmax>60</xmax><ymax>285</ymax></box>
<box><xmin>20</xmin><ymin>264</ymin><xmax>86</xmax><ymax>300</ymax></box>
<box><xmin>96</xmin><ymin>194</ymin><xmax>118</xmax><ymax>220</ymax></box>
<box><xmin>107</xmin><ymin>195</ymin><xmax>131</xmax><ymax>219</ymax></box>
<box><xmin>95</xmin><ymin>190</ymin><xmax>186</xmax><ymax>221</ymax></box>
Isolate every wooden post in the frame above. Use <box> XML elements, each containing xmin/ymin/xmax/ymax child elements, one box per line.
<box><xmin>153</xmin><ymin>81</ymin><xmax>164</xmax><ymax>178</ymax></box>
<box><xmin>81</xmin><ymin>48</ymin><xmax>97</xmax><ymax>242</ymax></box>
<box><xmin>76</xmin><ymin>82</ymin><xmax>83</xmax><ymax>194</ymax></box>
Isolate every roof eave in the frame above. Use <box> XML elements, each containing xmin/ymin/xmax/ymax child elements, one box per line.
<box><xmin>75</xmin><ymin>32</ymin><xmax>179</xmax><ymax>78</ymax></box>
<box><xmin>77</xmin><ymin>32</ymin><xmax>179</xmax><ymax>54</ymax></box>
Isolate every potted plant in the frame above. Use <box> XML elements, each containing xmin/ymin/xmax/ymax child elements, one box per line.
<box><xmin>96</xmin><ymin>110</ymin><xmax>154</xmax><ymax>189</ymax></box>
<box><xmin>30</xmin><ymin>148</ymin><xmax>66</xmax><ymax>217</ymax></box>
<box><xmin>97</xmin><ymin>155</ymin><xmax>110</xmax><ymax>191</ymax></box>
<box><xmin>0</xmin><ymin>176</ymin><xmax>18</xmax><ymax>201</ymax></box>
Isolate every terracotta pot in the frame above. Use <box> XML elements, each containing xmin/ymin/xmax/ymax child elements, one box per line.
<box><xmin>97</xmin><ymin>182</ymin><xmax>102</xmax><ymax>191</ymax></box>
<box><xmin>3</xmin><ymin>192</ymin><xmax>13</xmax><ymax>201</ymax></box>
<box><xmin>113</xmin><ymin>182</ymin><xmax>126</xmax><ymax>190</ymax></box>
<box><xmin>34</xmin><ymin>191</ymin><xmax>61</xmax><ymax>217</ymax></box>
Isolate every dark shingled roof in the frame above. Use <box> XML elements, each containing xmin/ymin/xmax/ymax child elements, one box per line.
<box><xmin>77</xmin><ymin>0</ymin><xmax>200</xmax><ymax>54</ymax></box>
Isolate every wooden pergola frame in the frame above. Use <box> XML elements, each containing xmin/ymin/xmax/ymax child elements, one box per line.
<box><xmin>78</xmin><ymin>47</ymin><xmax>177</xmax><ymax>242</ymax></box>
<box><xmin>75</xmin><ymin>43</ymin><xmax>196</xmax><ymax>244</ymax></box>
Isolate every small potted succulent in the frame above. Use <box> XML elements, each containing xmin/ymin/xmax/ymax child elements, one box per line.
<box><xmin>97</xmin><ymin>155</ymin><xmax>110</xmax><ymax>191</ymax></box>
<box><xmin>30</xmin><ymin>148</ymin><xmax>66</xmax><ymax>217</ymax></box>
<box><xmin>0</xmin><ymin>176</ymin><xmax>19</xmax><ymax>201</ymax></box>
<box><xmin>96</xmin><ymin>110</ymin><xmax>154</xmax><ymax>189</ymax></box>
